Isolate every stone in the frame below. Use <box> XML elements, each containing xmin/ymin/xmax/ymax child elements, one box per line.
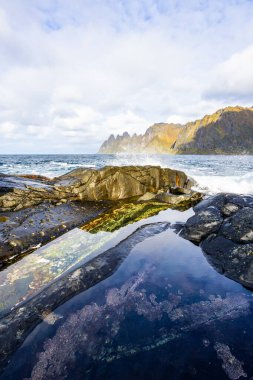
<box><xmin>193</xmin><ymin>194</ymin><xmax>225</xmax><ymax>213</ymax></box>
<box><xmin>138</xmin><ymin>192</ymin><xmax>156</xmax><ymax>201</ymax></box>
<box><xmin>180</xmin><ymin>207</ymin><xmax>223</xmax><ymax>243</ymax></box>
<box><xmin>180</xmin><ymin>192</ymin><xmax>253</xmax><ymax>288</ymax></box>
<box><xmin>225</xmin><ymin>194</ymin><xmax>246</xmax><ymax>207</ymax></box>
<box><xmin>0</xmin><ymin>201</ymin><xmax>108</xmax><ymax>265</ymax></box>
<box><xmin>201</xmin><ymin>235</ymin><xmax>253</xmax><ymax>287</ymax></box>
<box><xmin>220</xmin><ymin>207</ymin><xmax>253</xmax><ymax>243</ymax></box>
<box><xmin>0</xmin><ymin>166</ymin><xmax>201</xmax><ymax>265</ymax></box>
<box><xmin>221</xmin><ymin>202</ymin><xmax>241</xmax><ymax>217</ymax></box>
<box><xmin>155</xmin><ymin>191</ymin><xmax>203</xmax><ymax>207</ymax></box>
<box><xmin>0</xmin><ymin>166</ymin><xmax>190</xmax><ymax>212</ymax></box>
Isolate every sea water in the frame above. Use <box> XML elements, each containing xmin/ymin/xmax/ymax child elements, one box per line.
<box><xmin>1</xmin><ymin>154</ymin><xmax>253</xmax><ymax>194</ymax></box>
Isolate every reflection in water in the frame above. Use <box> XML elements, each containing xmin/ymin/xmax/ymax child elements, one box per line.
<box><xmin>0</xmin><ymin>206</ymin><xmax>193</xmax><ymax>319</ymax></box>
<box><xmin>0</xmin><ymin>228</ymin><xmax>127</xmax><ymax>317</ymax></box>
<box><xmin>82</xmin><ymin>201</ymin><xmax>174</xmax><ymax>233</ymax></box>
<box><xmin>1</xmin><ymin>219</ymin><xmax>253</xmax><ymax>380</ymax></box>
<box><xmin>0</xmin><ymin>221</ymin><xmax>171</xmax><ymax>372</ymax></box>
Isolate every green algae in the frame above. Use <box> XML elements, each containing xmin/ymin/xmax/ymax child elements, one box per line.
<box><xmin>81</xmin><ymin>196</ymin><xmax>200</xmax><ymax>234</ymax></box>
<box><xmin>82</xmin><ymin>201</ymin><xmax>170</xmax><ymax>233</ymax></box>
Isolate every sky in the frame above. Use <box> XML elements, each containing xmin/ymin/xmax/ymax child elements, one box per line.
<box><xmin>1</xmin><ymin>0</ymin><xmax>253</xmax><ymax>153</ymax></box>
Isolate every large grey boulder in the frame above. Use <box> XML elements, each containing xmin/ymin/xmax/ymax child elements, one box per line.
<box><xmin>0</xmin><ymin>166</ymin><xmax>190</xmax><ymax>212</ymax></box>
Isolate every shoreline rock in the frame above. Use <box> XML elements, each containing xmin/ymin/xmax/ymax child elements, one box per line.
<box><xmin>0</xmin><ymin>166</ymin><xmax>201</xmax><ymax>265</ymax></box>
<box><xmin>180</xmin><ymin>193</ymin><xmax>253</xmax><ymax>289</ymax></box>
<box><xmin>0</xmin><ymin>166</ymin><xmax>190</xmax><ymax>212</ymax></box>
<box><xmin>0</xmin><ymin>201</ymin><xmax>109</xmax><ymax>267</ymax></box>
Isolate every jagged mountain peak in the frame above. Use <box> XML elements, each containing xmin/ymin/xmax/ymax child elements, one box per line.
<box><xmin>99</xmin><ymin>106</ymin><xmax>253</xmax><ymax>154</ymax></box>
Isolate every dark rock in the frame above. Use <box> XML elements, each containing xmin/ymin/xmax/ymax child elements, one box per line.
<box><xmin>220</xmin><ymin>207</ymin><xmax>253</xmax><ymax>243</ymax></box>
<box><xmin>170</xmin><ymin>186</ymin><xmax>192</xmax><ymax>195</ymax></box>
<box><xmin>180</xmin><ymin>207</ymin><xmax>223</xmax><ymax>243</ymax></box>
<box><xmin>0</xmin><ymin>201</ymin><xmax>107</xmax><ymax>266</ymax></box>
<box><xmin>193</xmin><ymin>194</ymin><xmax>225</xmax><ymax>213</ymax></box>
<box><xmin>242</xmin><ymin>195</ymin><xmax>253</xmax><ymax>208</ymax></box>
<box><xmin>225</xmin><ymin>194</ymin><xmax>246</xmax><ymax>207</ymax></box>
<box><xmin>201</xmin><ymin>235</ymin><xmax>253</xmax><ymax>289</ymax></box>
<box><xmin>180</xmin><ymin>192</ymin><xmax>253</xmax><ymax>288</ymax></box>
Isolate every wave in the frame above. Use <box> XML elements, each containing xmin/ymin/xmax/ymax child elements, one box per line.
<box><xmin>193</xmin><ymin>173</ymin><xmax>253</xmax><ymax>195</ymax></box>
<box><xmin>110</xmin><ymin>154</ymin><xmax>165</xmax><ymax>167</ymax></box>
<box><xmin>48</xmin><ymin>161</ymin><xmax>97</xmax><ymax>168</ymax></box>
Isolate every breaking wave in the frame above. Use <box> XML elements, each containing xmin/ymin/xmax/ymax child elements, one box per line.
<box><xmin>193</xmin><ymin>173</ymin><xmax>253</xmax><ymax>195</ymax></box>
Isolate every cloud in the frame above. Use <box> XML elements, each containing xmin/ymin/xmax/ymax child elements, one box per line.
<box><xmin>1</xmin><ymin>0</ymin><xmax>253</xmax><ymax>153</ymax></box>
<box><xmin>205</xmin><ymin>44</ymin><xmax>253</xmax><ymax>102</ymax></box>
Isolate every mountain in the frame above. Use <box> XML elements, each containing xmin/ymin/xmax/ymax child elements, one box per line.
<box><xmin>98</xmin><ymin>106</ymin><xmax>253</xmax><ymax>154</ymax></box>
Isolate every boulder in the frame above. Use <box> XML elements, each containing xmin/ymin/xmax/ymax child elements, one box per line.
<box><xmin>193</xmin><ymin>193</ymin><xmax>225</xmax><ymax>213</ymax></box>
<box><xmin>180</xmin><ymin>207</ymin><xmax>223</xmax><ymax>243</ymax></box>
<box><xmin>180</xmin><ymin>192</ymin><xmax>253</xmax><ymax>288</ymax></box>
<box><xmin>201</xmin><ymin>235</ymin><xmax>253</xmax><ymax>289</ymax></box>
<box><xmin>155</xmin><ymin>191</ymin><xmax>203</xmax><ymax>207</ymax></box>
<box><xmin>138</xmin><ymin>192</ymin><xmax>156</xmax><ymax>201</ymax></box>
<box><xmin>0</xmin><ymin>166</ymin><xmax>201</xmax><ymax>265</ymax></box>
<box><xmin>0</xmin><ymin>166</ymin><xmax>190</xmax><ymax>212</ymax></box>
<box><xmin>220</xmin><ymin>207</ymin><xmax>253</xmax><ymax>243</ymax></box>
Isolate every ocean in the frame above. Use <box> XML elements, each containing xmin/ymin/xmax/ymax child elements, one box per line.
<box><xmin>0</xmin><ymin>154</ymin><xmax>253</xmax><ymax>194</ymax></box>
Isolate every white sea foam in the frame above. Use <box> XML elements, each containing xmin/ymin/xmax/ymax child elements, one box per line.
<box><xmin>110</xmin><ymin>154</ymin><xmax>163</xmax><ymax>167</ymax></box>
<box><xmin>192</xmin><ymin>173</ymin><xmax>253</xmax><ymax>195</ymax></box>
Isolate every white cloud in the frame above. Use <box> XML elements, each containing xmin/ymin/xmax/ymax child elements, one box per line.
<box><xmin>1</xmin><ymin>0</ymin><xmax>253</xmax><ymax>153</ymax></box>
<box><xmin>206</xmin><ymin>44</ymin><xmax>253</xmax><ymax>101</ymax></box>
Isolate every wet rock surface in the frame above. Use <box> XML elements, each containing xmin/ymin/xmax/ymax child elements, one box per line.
<box><xmin>0</xmin><ymin>166</ymin><xmax>201</xmax><ymax>265</ymax></box>
<box><xmin>0</xmin><ymin>201</ymin><xmax>107</xmax><ymax>266</ymax></box>
<box><xmin>181</xmin><ymin>193</ymin><xmax>253</xmax><ymax>288</ymax></box>
<box><xmin>0</xmin><ymin>166</ymin><xmax>190</xmax><ymax>212</ymax></box>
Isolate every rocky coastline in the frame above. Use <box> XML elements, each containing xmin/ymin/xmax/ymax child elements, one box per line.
<box><xmin>1</xmin><ymin>165</ymin><xmax>253</xmax><ymax>377</ymax></box>
<box><xmin>1</xmin><ymin>165</ymin><xmax>253</xmax><ymax>291</ymax></box>
<box><xmin>0</xmin><ymin>165</ymin><xmax>201</xmax><ymax>266</ymax></box>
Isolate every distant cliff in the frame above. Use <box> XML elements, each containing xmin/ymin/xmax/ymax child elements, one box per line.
<box><xmin>99</xmin><ymin>106</ymin><xmax>253</xmax><ymax>154</ymax></box>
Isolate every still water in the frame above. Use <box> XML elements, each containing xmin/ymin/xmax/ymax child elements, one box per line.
<box><xmin>1</xmin><ymin>208</ymin><xmax>253</xmax><ymax>380</ymax></box>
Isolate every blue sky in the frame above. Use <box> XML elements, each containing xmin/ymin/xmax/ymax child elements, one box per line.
<box><xmin>1</xmin><ymin>0</ymin><xmax>253</xmax><ymax>153</ymax></box>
